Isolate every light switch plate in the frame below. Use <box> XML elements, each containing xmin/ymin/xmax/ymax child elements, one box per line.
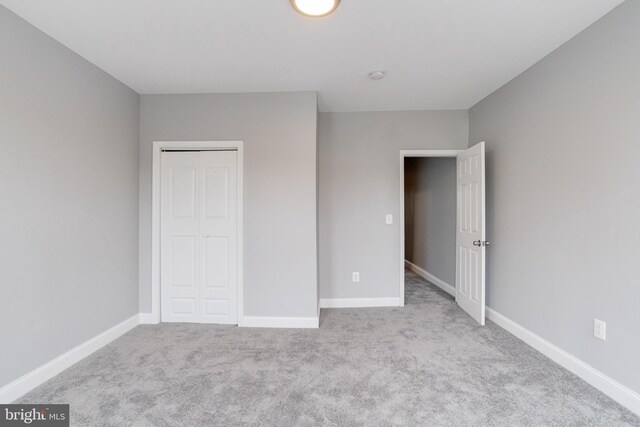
<box><xmin>594</xmin><ymin>319</ymin><xmax>606</xmax><ymax>341</ymax></box>
<box><xmin>385</xmin><ymin>214</ymin><xmax>393</xmax><ymax>225</ymax></box>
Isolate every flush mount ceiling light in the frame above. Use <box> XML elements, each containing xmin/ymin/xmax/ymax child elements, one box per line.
<box><xmin>290</xmin><ymin>0</ymin><xmax>341</xmax><ymax>17</ymax></box>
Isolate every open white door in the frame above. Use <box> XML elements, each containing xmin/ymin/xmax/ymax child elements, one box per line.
<box><xmin>455</xmin><ymin>141</ymin><xmax>487</xmax><ymax>325</ymax></box>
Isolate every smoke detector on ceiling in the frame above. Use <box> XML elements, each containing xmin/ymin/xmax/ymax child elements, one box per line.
<box><xmin>368</xmin><ymin>71</ymin><xmax>385</xmax><ymax>81</ymax></box>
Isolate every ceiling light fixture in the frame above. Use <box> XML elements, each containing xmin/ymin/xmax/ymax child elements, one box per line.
<box><xmin>290</xmin><ymin>0</ymin><xmax>341</xmax><ymax>18</ymax></box>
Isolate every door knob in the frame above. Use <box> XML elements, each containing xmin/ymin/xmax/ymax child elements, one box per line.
<box><xmin>473</xmin><ymin>240</ymin><xmax>482</xmax><ymax>246</ymax></box>
<box><xmin>203</xmin><ymin>234</ymin><xmax>210</xmax><ymax>238</ymax></box>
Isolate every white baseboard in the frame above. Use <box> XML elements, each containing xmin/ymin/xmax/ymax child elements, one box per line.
<box><xmin>0</xmin><ymin>311</ymin><xmax>319</xmax><ymax>402</ymax></box>
<box><xmin>138</xmin><ymin>313</ymin><xmax>159</xmax><ymax>324</ymax></box>
<box><xmin>405</xmin><ymin>260</ymin><xmax>456</xmax><ymax>297</ymax></box>
<box><xmin>6</xmin><ymin>308</ymin><xmax>636</xmax><ymax>416</ymax></box>
<box><xmin>239</xmin><ymin>316</ymin><xmax>319</xmax><ymax>329</ymax></box>
<box><xmin>320</xmin><ymin>297</ymin><xmax>401</xmax><ymax>308</ymax></box>
<box><xmin>487</xmin><ymin>308</ymin><xmax>640</xmax><ymax>416</ymax></box>
<box><xmin>0</xmin><ymin>314</ymin><xmax>140</xmax><ymax>404</ymax></box>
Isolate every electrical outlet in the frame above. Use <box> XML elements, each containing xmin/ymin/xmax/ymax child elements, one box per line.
<box><xmin>352</xmin><ymin>272</ymin><xmax>360</xmax><ymax>283</ymax></box>
<box><xmin>385</xmin><ymin>214</ymin><xmax>393</xmax><ymax>225</ymax></box>
<box><xmin>594</xmin><ymin>319</ymin><xmax>606</xmax><ymax>341</ymax></box>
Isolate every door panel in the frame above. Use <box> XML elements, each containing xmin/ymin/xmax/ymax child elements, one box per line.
<box><xmin>170</xmin><ymin>236</ymin><xmax>196</xmax><ymax>287</ymax></box>
<box><xmin>200</xmin><ymin>151</ymin><xmax>237</xmax><ymax>324</ymax></box>
<box><xmin>204</xmin><ymin>237</ymin><xmax>229</xmax><ymax>288</ymax></box>
<box><xmin>172</xmin><ymin>298</ymin><xmax>197</xmax><ymax>315</ymax></box>
<box><xmin>161</xmin><ymin>150</ymin><xmax>238</xmax><ymax>324</ymax></box>
<box><xmin>456</xmin><ymin>142</ymin><xmax>486</xmax><ymax>325</ymax></box>
<box><xmin>170</xmin><ymin>168</ymin><xmax>196</xmax><ymax>218</ymax></box>
<box><xmin>204</xmin><ymin>168</ymin><xmax>229</xmax><ymax>219</ymax></box>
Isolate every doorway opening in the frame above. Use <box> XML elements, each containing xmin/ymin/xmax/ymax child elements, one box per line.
<box><xmin>399</xmin><ymin>145</ymin><xmax>487</xmax><ymax>325</ymax></box>
<box><xmin>403</xmin><ymin>156</ymin><xmax>457</xmax><ymax>305</ymax></box>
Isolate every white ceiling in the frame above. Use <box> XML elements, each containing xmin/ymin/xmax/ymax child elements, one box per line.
<box><xmin>1</xmin><ymin>0</ymin><xmax>624</xmax><ymax>112</ymax></box>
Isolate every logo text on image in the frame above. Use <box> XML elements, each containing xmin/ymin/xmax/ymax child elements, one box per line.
<box><xmin>1</xmin><ymin>405</ymin><xmax>69</xmax><ymax>426</ymax></box>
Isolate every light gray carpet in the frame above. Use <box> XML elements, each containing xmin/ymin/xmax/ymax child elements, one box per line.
<box><xmin>19</xmin><ymin>271</ymin><xmax>639</xmax><ymax>426</ymax></box>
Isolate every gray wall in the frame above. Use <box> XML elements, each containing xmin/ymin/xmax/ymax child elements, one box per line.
<box><xmin>404</xmin><ymin>158</ymin><xmax>456</xmax><ymax>286</ymax></box>
<box><xmin>319</xmin><ymin>111</ymin><xmax>468</xmax><ymax>300</ymax></box>
<box><xmin>139</xmin><ymin>92</ymin><xmax>318</xmax><ymax>318</ymax></box>
<box><xmin>469</xmin><ymin>0</ymin><xmax>640</xmax><ymax>393</ymax></box>
<box><xmin>0</xmin><ymin>7</ymin><xmax>140</xmax><ymax>387</ymax></box>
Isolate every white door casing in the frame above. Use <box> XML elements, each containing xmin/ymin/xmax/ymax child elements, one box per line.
<box><xmin>161</xmin><ymin>150</ymin><xmax>238</xmax><ymax>324</ymax></box>
<box><xmin>398</xmin><ymin>150</ymin><xmax>463</xmax><ymax>306</ymax></box>
<box><xmin>455</xmin><ymin>141</ymin><xmax>486</xmax><ymax>325</ymax></box>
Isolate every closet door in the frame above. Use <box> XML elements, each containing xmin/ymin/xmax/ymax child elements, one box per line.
<box><xmin>161</xmin><ymin>151</ymin><xmax>238</xmax><ymax>324</ymax></box>
<box><xmin>199</xmin><ymin>151</ymin><xmax>238</xmax><ymax>324</ymax></box>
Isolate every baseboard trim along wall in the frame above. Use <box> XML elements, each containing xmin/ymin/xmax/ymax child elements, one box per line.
<box><xmin>320</xmin><ymin>297</ymin><xmax>401</xmax><ymax>308</ymax></box>
<box><xmin>405</xmin><ymin>260</ymin><xmax>456</xmax><ymax>297</ymax></box>
<box><xmin>487</xmin><ymin>308</ymin><xmax>640</xmax><ymax>416</ymax></box>
<box><xmin>0</xmin><ymin>314</ymin><xmax>140</xmax><ymax>404</ymax></box>
<box><xmin>5</xmin><ymin>307</ymin><xmax>637</xmax><ymax>415</ymax></box>
<box><xmin>239</xmin><ymin>316</ymin><xmax>319</xmax><ymax>329</ymax></box>
<box><xmin>0</xmin><ymin>312</ymin><xmax>319</xmax><ymax>402</ymax></box>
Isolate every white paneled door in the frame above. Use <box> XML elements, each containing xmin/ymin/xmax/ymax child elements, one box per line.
<box><xmin>456</xmin><ymin>142</ymin><xmax>486</xmax><ymax>325</ymax></box>
<box><xmin>161</xmin><ymin>151</ymin><xmax>238</xmax><ymax>324</ymax></box>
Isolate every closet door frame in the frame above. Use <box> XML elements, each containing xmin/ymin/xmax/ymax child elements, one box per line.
<box><xmin>150</xmin><ymin>141</ymin><xmax>243</xmax><ymax>325</ymax></box>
